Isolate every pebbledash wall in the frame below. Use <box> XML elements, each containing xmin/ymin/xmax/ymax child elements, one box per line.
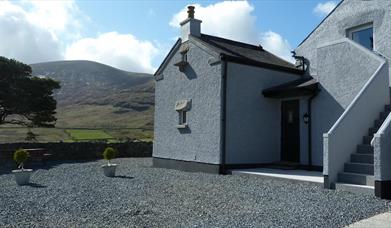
<box><xmin>295</xmin><ymin>0</ymin><xmax>391</xmax><ymax>167</ymax></box>
<box><xmin>225</xmin><ymin>62</ymin><xmax>305</xmax><ymax>165</ymax></box>
<box><xmin>153</xmin><ymin>40</ymin><xmax>222</xmax><ymax>167</ymax></box>
<box><xmin>0</xmin><ymin>141</ymin><xmax>152</xmax><ymax>162</ymax></box>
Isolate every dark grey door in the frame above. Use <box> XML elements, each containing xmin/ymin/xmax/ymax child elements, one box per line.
<box><xmin>281</xmin><ymin>100</ymin><xmax>300</xmax><ymax>163</ymax></box>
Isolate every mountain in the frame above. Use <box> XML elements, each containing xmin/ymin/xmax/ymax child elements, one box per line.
<box><xmin>30</xmin><ymin>60</ymin><xmax>155</xmax><ymax>130</ymax></box>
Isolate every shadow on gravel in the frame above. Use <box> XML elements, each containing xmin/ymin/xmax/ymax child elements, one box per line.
<box><xmin>114</xmin><ymin>175</ymin><xmax>134</xmax><ymax>179</ymax></box>
<box><xmin>26</xmin><ymin>183</ymin><xmax>47</xmax><ymax>188</ymax></box>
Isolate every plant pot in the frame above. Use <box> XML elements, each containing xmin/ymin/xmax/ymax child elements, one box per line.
<box><xmin>102</xmin><ymin>164</ymin><xmax>117</xmax><ymax>177</ymax></box>
<box><xmin>12</xmin><ymin>169</ymin><xmax>33</xmax><ymax>185</ymax></box>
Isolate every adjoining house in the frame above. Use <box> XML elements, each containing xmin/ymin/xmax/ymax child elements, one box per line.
<box><xmin>153</xmin><ymin>1</ymin><xmax>391</xmax><ymax>199</ymax></box>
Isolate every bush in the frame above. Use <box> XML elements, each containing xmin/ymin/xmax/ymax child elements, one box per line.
<box><xmin>103</xmin><ymin>147</ymin><xmax>116</xmax><ymax>161</ymax></box>
<box><xmin>13</xmin><ymin>149</ymin><xmax>29</xmax><ymax>169</ymax></box>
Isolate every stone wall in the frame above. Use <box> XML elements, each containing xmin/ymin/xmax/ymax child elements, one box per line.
<box><xmin>0</xmin><ymin>141</ymin><xmax>152</xmax><ymax>163</ymax></box>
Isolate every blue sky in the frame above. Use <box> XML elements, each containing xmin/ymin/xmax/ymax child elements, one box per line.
<box><xmin>0</xmin><ymin>0</ymin><xmax>340</xmax><ymax>73</ymax></box>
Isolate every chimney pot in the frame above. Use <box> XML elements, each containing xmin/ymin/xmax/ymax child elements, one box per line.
<box><xmin>187</xmin><ymin>6</ymin><xmax>195</xmax><ymax>19</ymax></box>
<box><xmin>180</xmin><ymin>6</ymin><xmax>201</xmax><ymax>42</ymax></box>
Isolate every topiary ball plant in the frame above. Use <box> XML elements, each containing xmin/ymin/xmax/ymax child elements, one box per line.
<box><xmin>13</xmin><ymin>149</ymin><xmax>29</xmax><ymax>170</ymax></box>
<box><xmin>103</xmin><ymin>147</ymin><xmax>116</xmax><ymax>165</ymax></box>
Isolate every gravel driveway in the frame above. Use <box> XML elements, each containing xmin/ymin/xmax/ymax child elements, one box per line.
<box><xmin>1</xmin><ymin>158</ymin><xmax>390</xmax><ymax>227</ymax></box>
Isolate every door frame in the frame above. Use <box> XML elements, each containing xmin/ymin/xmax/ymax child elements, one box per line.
<box><xmin>280</xmin><ymin>99</ymin><xmax>301</xmax><ymax>163</ymax></box>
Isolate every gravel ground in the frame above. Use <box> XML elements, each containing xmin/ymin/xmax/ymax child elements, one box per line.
<box><xmin>1</xmin><ymin>158</ymin><xmax>390</xmax><ymax>228</ymax></box>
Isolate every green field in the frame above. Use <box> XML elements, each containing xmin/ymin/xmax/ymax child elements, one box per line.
<box><xmin>0</xmin><ymin>127</ymin><xmax>153</xmax><ymax>143</ymax></box>
<box><xmin>0</xmin><ymin>104</ymin><xmax>154</xmax><ymax>143</ymax></box>
<box><xmin>65</xmin><ymin>129</ymin><xmax>115</xmax><ymax>142</ymax></box>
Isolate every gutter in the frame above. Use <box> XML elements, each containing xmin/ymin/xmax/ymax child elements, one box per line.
<box><xmin>220</xmin><ymin>54</ymin><xmax>304</xmax><ymax>75</ymax></box>
<box><xmin>220</xmin><ymin>55</ymin><xmax>227</xmax><ymax>174</ymax></box>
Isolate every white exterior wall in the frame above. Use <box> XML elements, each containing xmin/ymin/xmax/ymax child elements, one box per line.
<box><xmin>295</xmin><ymin>0</ymin><xmax>391</xmax><ymax>167</ymax></box>
<box><xmin>153</xmin><ymin>42</ymin><xmax>222</xmax><ymax>164</ymax></box>
<box><xmin>225</xmin><ymin>62</ymin><xmax>304</xmax><ymax>165</ymax></box>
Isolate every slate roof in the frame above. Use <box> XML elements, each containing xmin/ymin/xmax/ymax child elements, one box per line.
<box><xmin>262</xmin><ymin>77</ymin><xmax>319</xmax><ymax>98</ymax></box>
<box><xmin>154</xmin><ymin>34</ymin><xmax>304</xmax><ymax>76</ymax></box>
<box><xmin>197</xmin><ymin>34</ymin><xmax>300</xmax><ymax>72</ymax></box>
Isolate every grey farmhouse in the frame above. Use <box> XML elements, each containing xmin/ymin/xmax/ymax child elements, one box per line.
<box><xmin>153</xmin><ymin>1</ymin><xmax>391</xmax><ymax>199</ymax></box>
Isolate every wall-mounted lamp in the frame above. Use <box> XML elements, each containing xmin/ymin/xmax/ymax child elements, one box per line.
<box><xmin>303</xmin><ymin>113</ymin><xmax>310</xmax><ymax>124</ymax></box>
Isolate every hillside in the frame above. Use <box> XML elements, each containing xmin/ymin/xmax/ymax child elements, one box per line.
<box><xmin>30</xmin><ymin>60</ymin><xmax>154</xmax><ymax>108</ymax></box>
<box><xmin>0</xmin><ymin>60</ymin><xmax>155</xmax><ymax>142</ymax></box>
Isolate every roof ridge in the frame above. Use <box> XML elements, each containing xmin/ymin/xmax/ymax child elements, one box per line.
<box><xmin>200</xmin><ymin>33</ymin><xmax>263</xmax><ymax>51</ymax></box>
<box><xmin>201</xmin><ymin>33</ymin><xmax>295</xmax><ymax>67</ymax></box>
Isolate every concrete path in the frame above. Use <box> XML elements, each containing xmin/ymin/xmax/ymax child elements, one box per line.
<box><xmin>346</xmin><ymin>212</ymin><xmax>391</xmax><ymax>227</ymax></box>
<box><xmin>230</xmin><ymin>168</ymin><xmax>323</xmax><ymax>184</ymax></box>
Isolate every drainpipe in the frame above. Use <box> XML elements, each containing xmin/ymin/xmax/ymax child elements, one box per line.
<box><xmin>220</xmin><ymin>55</ymin><xmax>227</xmax><ymax>174</ymax></box>
<box><xmin>307</xmin><ymin>90</ymin><xmax>319</xmax><ymax>170</ymax></box>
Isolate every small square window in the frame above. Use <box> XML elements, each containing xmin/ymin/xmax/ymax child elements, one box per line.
<box><xmin>347</xmin><ymin>24</ymin><xmax>373</xmax><ymax>50</ymax></box>
<box><xmin>175</xmin><ymin>99</ymin><xmax>190</xmax><ymax>129</ymax></box>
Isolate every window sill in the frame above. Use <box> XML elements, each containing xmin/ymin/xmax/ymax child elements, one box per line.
<box><xmin>176</xmin><ymin>124</ymin><xmax>188</xmax><ymax>129</ymax></box>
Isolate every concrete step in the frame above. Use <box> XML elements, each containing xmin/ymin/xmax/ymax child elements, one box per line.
<box><xmin>374</xmin><ymin>119</ymin><xmax>385</xmax><ymax>129</ymax></box>
<box><xmin>357</xmin><ymin>144</ymin><xmax>374</xmax><ymax>154</ymax></box>
<box><xmin>338</xmin><ymin>172</ymin><xmax>374</xmax><ymax>186</ymax></box>
<box><xmin>351</xmin><ymin>153</ymin><xmax>374</xmax><ymax>164</ymax></box>
<box><xmin>362</xmin><ymin>135</ymin><xmax>373</xmax><ymax>145</ymax></box>
<box><xmin>368</xmin><ymin>127</ymin><xmax>379</xmax><ymax>136</ymax></box>
<box><xmin>335</xmin><ymin>183</ymin><xmax>374</xmax><ymax>195</ymax></box>
<box><xmin>344</xmin><ymin>162</ymin><xmax>374</xmax><ymax>175</ymax></box>
<box><xmin>380</xmin><ymin>110</ymin><xmax>390</xmax><ymax>120</ymax></box>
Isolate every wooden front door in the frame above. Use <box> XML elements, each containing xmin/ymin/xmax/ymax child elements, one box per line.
<box><xmin>281</xmin><ymin>100</ymin><xmax>300</xmax><ymax>163</ymax></box>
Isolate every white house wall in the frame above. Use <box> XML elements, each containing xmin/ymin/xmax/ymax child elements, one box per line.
<box><xmin>296</xmin><ymin>0</ymin><xmax>391</xmax><ymax>78</ymax></box>
<box><xmin>225</xmin><ymin>62</ymin><xmax>302</xmax><ymax>165</ymax></box>
<box><xmin>295</xmin><ymin>0</ymin><xmax>391</xmax><ymax>167</ymax></box>
<box><xmin>153</xmin><ymin>42</ymin><xmax>222</xmax><ymax>164</ymax></box>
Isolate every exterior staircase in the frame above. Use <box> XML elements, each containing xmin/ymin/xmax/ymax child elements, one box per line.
<box><xmin>335</xmin><ymin>103</ymin><xmax>391</xmax><ymax>193</ymax></box>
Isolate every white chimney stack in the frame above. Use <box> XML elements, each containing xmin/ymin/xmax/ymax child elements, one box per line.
<box><xmin>180</xmin><ymin>6</ymin><xmax>202</xmax><ymax>42</ymax></box>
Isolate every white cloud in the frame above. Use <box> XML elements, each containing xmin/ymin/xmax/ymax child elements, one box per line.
<box><xmin>0</xmin><ymin>1</ymin><xmax>63</xmax><ymax>63</ymax></box>
<box><xmin>314</xmin><ymin>1</ymin><xmax>337</xmax><ymax>16</ymax></box>
<box><xmin>65</xmin><ymin>32</ymin><xmax>159</xmax><ymax>73</ymax></box>
<box><xmin>0</xmin><ymin>0</ymin><xmax>158</xmax><ymax>73</ymax></box>
<box><xmin>170</xmin><ymin>1</ymin><xmax>293</xmax><ymax>62</ymax></box>
<box><xmin>0</xmin><ymin>0</ymin><xmax>82</xmax><ymax>64</ymax></box>
<box><xmin>260</xmin><ymin>31</ymin><xmax>294</xmax><ymax>62</ymax></box>
<box><xmin>170</xmin><ymin>1</ymin><xmax>258</xmax><ymax>44</ymax></box>
<box><xmin>24</xmin><ymin>0</ymin><xmax>83</xmax><ymax>40</ymax></box>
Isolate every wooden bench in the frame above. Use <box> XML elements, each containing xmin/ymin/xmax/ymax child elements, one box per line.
<box><xmin>1</xmin><ymin>148</ymin><xmax>52</xmax><ymax>166</ymax></box>
<box><xmin>25</xmin><ymin>148</ymin><xmax>52</xmax><ymax>165</ymax></box>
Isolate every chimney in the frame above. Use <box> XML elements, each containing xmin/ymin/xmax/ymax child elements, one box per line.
<box><xmin>180</xmin><ymin>6</ymin><xmax>202</xmax><ymax>42</ymax></box>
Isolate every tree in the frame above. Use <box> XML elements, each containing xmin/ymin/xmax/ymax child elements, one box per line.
<box><xmin>0</xmin><ymin>56</ymin><xmax>60</xmax><ymax>127</ymax></box>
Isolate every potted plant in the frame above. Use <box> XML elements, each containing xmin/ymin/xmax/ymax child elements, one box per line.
<box><xmin>101</xmin><ymin>147</ymin><xmax>117</xmax><ymax>177</ymax></box>
<box><xmin>12</xmin><ymin>149</ymin><xmax>33</xmax><ymax>185</ymax></box>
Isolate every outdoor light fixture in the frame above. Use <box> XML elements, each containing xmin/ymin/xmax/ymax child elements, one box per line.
<box><xmin>303</xmin><ymin>113</ymin><xmax>310</xmax><ymax>124</ymax></box>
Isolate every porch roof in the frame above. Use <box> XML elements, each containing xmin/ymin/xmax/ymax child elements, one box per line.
<box><xmin>262</xmin><ymin>77</ymin><xmax>319</xmax><ymax>98</ymax></box>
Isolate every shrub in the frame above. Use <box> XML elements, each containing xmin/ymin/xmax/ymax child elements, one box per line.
<box><xmin>13</xmin><ymin>149</ymin><xmax>29</xmax><ymax>169</ymax></box>
<box><xmin>103</xmin><ymin>147</ymin><xmax>116</xmax><ymax>164</ymax></box>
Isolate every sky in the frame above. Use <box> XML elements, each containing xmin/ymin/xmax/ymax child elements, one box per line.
<box><xmin>0</xmin><ymin>0</ymin><xmax>341</xmax><ymax>74</ymax></box>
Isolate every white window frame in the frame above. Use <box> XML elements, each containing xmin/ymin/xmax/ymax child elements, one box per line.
<box><xmin>347</xmin><ymin>23</ymin><xmax>374</xmax><ymax>50</ymax></box>
<box><xmin>175</xmin><ymin>99</ymin><xmax>191</xmax><ymax>129</ymax></box>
